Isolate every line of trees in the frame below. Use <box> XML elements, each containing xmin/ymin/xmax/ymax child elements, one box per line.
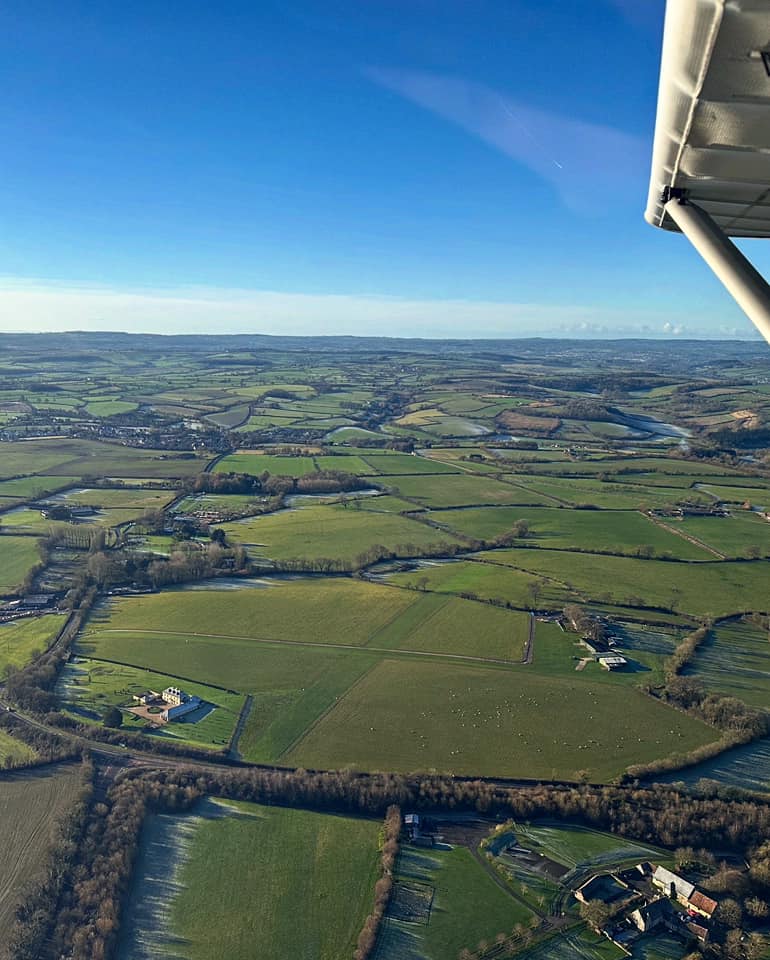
<box><xmin>0</xmin><ymin>712</ymin><xmax>83</xmax><ymax>767</ymax></box>
<box><xmin>627</xmin><ymin>626</ymin><xmax>770</xmax><ymax>781</ymax></box>
<box><xmin>353</xmin><ymin>804</ymin><xmax>401</xmax><ymax>959</ymax></box>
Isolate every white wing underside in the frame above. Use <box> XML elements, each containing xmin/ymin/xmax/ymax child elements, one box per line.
<box><xmin>646</xmin><ymin>0</ymin><xmax>770</xmax><ymax>238</ymax></box>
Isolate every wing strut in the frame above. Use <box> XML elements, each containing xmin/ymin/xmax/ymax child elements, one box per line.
<box><xmin>664</xmin><ymin>197</ymin><xmax>770</xmax><ymax>345</ymax></box>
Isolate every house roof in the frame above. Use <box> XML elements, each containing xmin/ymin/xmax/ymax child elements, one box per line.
<box><xmin>689</xmin><ymin>890</ymin><xmax>718</xmax><ymax>915</ymax></box>
<box><xmin>653</xmin><ymin>865</ymin><xmax>695</xmax><ymax>900</ymax></box>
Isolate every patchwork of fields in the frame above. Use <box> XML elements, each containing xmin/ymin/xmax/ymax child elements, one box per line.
<box><xmin>3</xmin><ymin>338</ymin><xmax>770</xmax><ymax>957</ymax></box>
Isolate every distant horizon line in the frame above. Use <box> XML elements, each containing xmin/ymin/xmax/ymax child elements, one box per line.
<box><xmin>0</xmin><ymin>329</ymin><xmax>761</xmax><ymax>344</ymax></box>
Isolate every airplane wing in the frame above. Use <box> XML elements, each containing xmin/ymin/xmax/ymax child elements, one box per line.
<box><xmin>645</xmin><ymin>0</ymin><xmax>770</xmax><ymax>341</ymax></box>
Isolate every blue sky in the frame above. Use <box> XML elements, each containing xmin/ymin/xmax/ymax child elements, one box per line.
<box><xmin>0</xmin><ymin>0</ymin><xmax>763</xmax><ymax>338</ymax></box>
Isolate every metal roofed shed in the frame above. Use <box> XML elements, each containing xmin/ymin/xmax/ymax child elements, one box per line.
<box><xmin>652</xmin><ymin>865</ymin><xmax>695</xmax><ymax>902</ymax></box>
<box><xmin>646</xmin><ymin>0</ymin><xmax>770</xmax><ymax>343</ymax></box>
<box><xmin>598</xmin><ymin>655</ymin><xmax>627</xmax><ymax>671</ymax></box>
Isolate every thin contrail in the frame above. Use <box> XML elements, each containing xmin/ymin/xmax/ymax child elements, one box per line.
<box><xmin>500</xmin><ymin>98</ymin><xmax>564</xmax><ymax>170</ymax></box>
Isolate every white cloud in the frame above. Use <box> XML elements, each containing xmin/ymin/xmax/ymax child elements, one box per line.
<box><xmin>365</xmin><ymin>67</ymin><xmax>648</xmax><ymax>215</ymax></box>
<box><xmin>0</xmin><ymin>277</ymin><xmax>698</xmax><ymax>339</ymax></box>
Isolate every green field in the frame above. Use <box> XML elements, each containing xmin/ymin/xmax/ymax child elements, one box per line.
<box><xmin>71</xmin><ymin>581</ymin><xmax>715</xmax><ymax>778</ymax></box>
<box><xmin>512</xmin><ymin>823</ymin><xmax>662</xmax><ymax>870</ymax></box>
<box><xmin>85</xmin><ymin>580</ymin><xmax>418</xmax><ymax>648</ymax></box>
<box><xmin>506</xmin><ymin>475</ymin><xmax>710</xmax><ymax>511</ymax></box>
<box><xmin>222</xmin><ymin>503</ymin><xmax>464</xmax><ymax>564</ymax></box>
<box><xmin>213</xmin><ymin>453</ymin><xmax>317</xmax><ymax>476</ymax></box>
<box><xmin>688</xmin><ymin>621</ymin><xmax>770</xmax><ymax>709</ymax></box>
<box><xmin>368</xmin><ymin>592</ymin><xmax>530</xmax><ymax>660</ymax></box>
<box><xmin>0</xmin><ymin>613</ymin><xmax>66</xmax><ymax>673</ymax></box>
<box><xmin>0</xmin><ymin>476</ymin><xmax>79</xmax><ymax>498</ymax></box>
<box><xmin>700</xmin><ymin>484</ymin><xmax>770</xmax><ymax>507</ymax></box>
<box><xmin>286</xmin><ymin>657</ymin><xmax>716</xmax><ymax>780</ymax></box>
<box><xmin>60</xmin><ymin>486</ymin><xmax>177</xmax><ymax>509</ymax></box>
<box><xmin>676</xmin><ymin>512</ymin><xmax>770</xmax><ymax>557</ymax></box>
<box><xmin>379</xmin><ymin>846</ymin><xmax>533</xmax><ymax>960</ymax></box>
<box><xmin>485</xmin><ymin>549</ymin><xmax>770</xmax><ymax>619</ymax></box>
<box><xmin>431</xmin><ymin>506</ymin><xmax>711</xmax><ymax>558</ymax></box>
<box><xmin>0</xmin><ymin>536</ymin><xmax>42</xmax><ymax>593</ymax></box>
<box><xmin>313</xmin><ymin>454</ymin><xmax>376</xmax><ymax>474</ymax></box>
<box><xmin>85</xmin><ymin>399</ymin><xmax>139</xmax><ymax>417</ymax></box>
<box><xmin>119</xmin><ymin>799</ymin><xmax>381</xmax><ymax>960</ymax></box>
<box><xmin>361</xmin><ymin>453</ymin><xmax>460</xmax><ymax>475</ymax></box>
<box><xmin>0</xmin><ymin>506</ymin><xmax>143</xmax><ymax>532</ymax></box>
<box><xmin>0</xmin><ymin>766</ymin><xmax>84</xmax><ymax>956</ymax></box>
<box><xmin>0</xmin><ymin>438</ymin><xmax>205</xmax><ymax>479</ymax></box>
<box><xmin>387</xmin><ymin>474</ymin><xmax>552</xmax><ymax>508</ymax></box>
<box><xmin>84</xmin><ymin>579</ymin><xmax>528</xmax><ymax>662</ymax></box>
<box><xmin>388</xmin><ymin>559</ymin><xmax>553</xmax><ymax>608</ymax></box>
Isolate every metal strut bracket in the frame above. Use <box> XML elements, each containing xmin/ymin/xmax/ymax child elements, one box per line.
<box><xmin>664</xmin><ymin>198</ymin><xmax>770</xmax><ymax>345</ymax></box>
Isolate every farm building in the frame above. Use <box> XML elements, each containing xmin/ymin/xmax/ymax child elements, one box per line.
<box><xmin>162</xmin><ymin>695</ymin><xmax>202</xmax><ymax>722</ymax></box>
<box><xmin>687</xmin><ymin>921</ymin><xmax>709</xmax><ymax>944</ymax></box>
<box><xmin>598</xmin><ymin>655</ymin><xmax>627</xmax><ymax>671</ymax></box>
<box><xmin>687</xmin><ymin>890</ymin><xmax>718</xmax><ymax>920</ymax></box>
<box><xmin>652</xmin><ymin>865</ymin><xmax>694</xmax><ymax>903</ymax></box>
<box><xmin>651</xmin><ymin>865</ymin><xmax>717</xmax><ymax>916</ymax></box>
<box><xmin>574</xmin><ymin>873</ymin><xmax>629</xmax><ymax>905</ymax></box>
<box><xmin>630</xmin><ymin>897</ymin><xmax>675</xmax><ymax>934</ymax></box>
<box><xmin>132</xmin><ymin>690</ymin><xmax>161</xmax><ymax>705</ymax></box>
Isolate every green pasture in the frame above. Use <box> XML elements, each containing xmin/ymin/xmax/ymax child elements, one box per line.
<box><xmin>213</xmin><ymin>453</ymin><xmax>316</xmax><ymax>476</ymax></box>
<box><xmin>387</xmin><ymin>474</ymin><xmax>551</xmax><ymax>508</ymax></box>
<box><xmin>387</xmin><ymin>559</ymin><xmax>549</xmax><ymax>609</ymax></box>
<box><xmin>431</xmin><ymin>506</ymin><xmax>710</xmax><ymax>559</ymax></box>
<box><xmin>701</xmin><ymin>484</ymin><xmax>770</xmax><ymax>507</ymax></box>
<box><xmin>286</xmin><ymin>657</ymin><xmax>716</xmax><ymax>780</ymax></box>
<box><xmin>61</xmin><ymin>486</ymin><xmax>178</xmax><ymax>509</ymax></box>
<box><xmin>0</xmin><ymin>506</ymin><xmax>142</xmax><ymax>532</ymax></box>
<box><xmin>506</xmin><ymin>475</ymin><xmax>710</xmax><ymax>510</ymax></box>
<box><xmin>122</xmin><ymin>800</ymin><xmax>380</xmax><ymax>960</ymax></box>
<box><xmin>0</xmin><ymin>441</ymin><xmax>86</xmax><ymax>479</ymax></box>
<box><xmin>83</xmin><ymin>579</ymin><xmax>527</xmax><ymax>661</ymax></box>
<box><xmin>0</xmin><ymin>613</ymin><xmax>66</xmax><ymax>673</ymax></box>
<box><xmin>222</xmin><ymin>503</ymin><xmax>464</xmax><ymax>563</ymax></box>
<box><xmin>234</xmin><ymin>414</ymin><xmax>301</xmax><ymax>431</ymax></box>
<box><xmin>676</xmin><ymin>513</ymin><xmax>770</xmax><ymax>557</ymax></box>
<box><xmin>512</xmin><ymin>823</ymin><xmax>661</xmax><ymax>870</ymax></box>
<box><xmin>361</xmin><ymin>453</ymin><xmax>460</xmax><ymax>475</ymax></box>
<box><xmin>524</xmin><ymin>456</ymin><xmax>744</xmax><ymax>478</ymax></box>
<box><xmin>58</xmin><ymin>658</ymin><xmax>243</xmax><ymax>749</ymax></box>
<box><xmin>313</xmin><ymin>454</ymin><xmax>374</xmax><ymax>474</ymax></box>
<box><xmin>383</xmin><ymin>846</ymin><xmax>533</xmax><ymax>960</ymax></box>
<box><xmin>206</xmin><ymin>405</ymin><xmax>251</xmax><ymax>428</ymax></box>
<box><xmin>0</xmin><ymin>476</ymin><xmax>78</xmax><ymax>498</ymax></box>
<box><xmin>85</xmin><ymin>399</ymin><xmax>139</xmax><ymax>417</ymax></box>
<box><xmin>356</xmin><ymin>494</ymin><xmax>420</xmax><ymax>513</ymax></box>
<box><xmin>84</xmin><ymin>580</ymin><xmax>418</xmax><ymax>649</ymax></box>
<box><xmin>173</xmin><ymin>493</ymin><xmax>262</xmax><ymax>514</ymax></box>
<box><xmin>491</xmin><ymin>549</ymin><xmax>770</xmax><ymax>619</ymax></box>
<box><xmin>368</xmin><ymin>592</ymin><xmax>529</xmax><ymax>661</ymax></box>
<box><xmin>324</xmin><ymin>426</ymin><xmax>382</xmax><ymax>442</ymax></box>
<box><xmin>688</xmin><ymin>621</ymin><xmax>770</xmax><ymax>709</ymax></box>
<box><xmin>0</xmin><ymin>536</ymin><xmax>42</xmax><ymax>592</ymax></box>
